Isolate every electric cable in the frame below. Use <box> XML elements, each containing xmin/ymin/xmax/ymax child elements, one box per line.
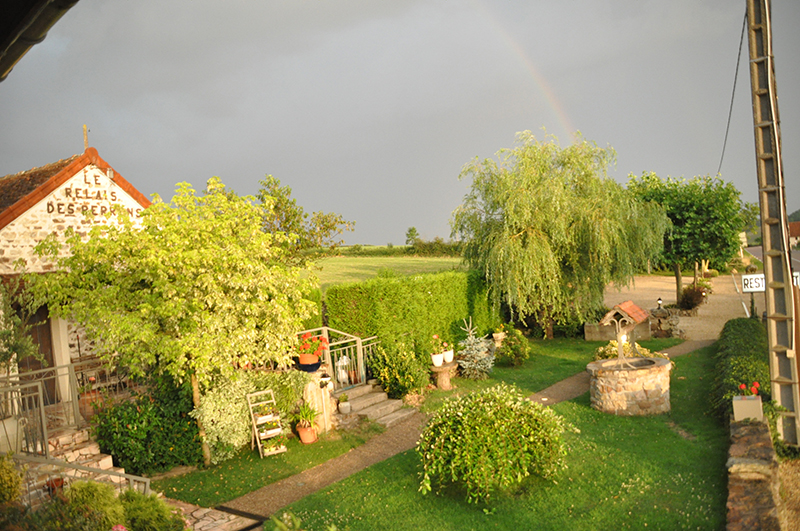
<box><xmin>717</xmin><ymin>9</ymin><xmax>748</xmax><ymax>176</ymax></box>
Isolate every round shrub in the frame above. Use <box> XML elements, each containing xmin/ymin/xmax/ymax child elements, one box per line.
<box><xmin>417</xmin><ymin>383</ymin><xmax>568</xmax><ymax>503</ymax></box>
<box><xmin>120</xmin><ymin>489</ymin><xmax>187</xmax><ymax>531</ymax></box>
<box><xmin>368</xmin><ymin>342</ymin><xmax>429</xmax><ymax>399</ymax></box>
<box><xmin>65</xmin><ymin>480</ymin><xmax>125</xmax><ymax>530</ymax></box>
<box><xmin>679</xmin><ymin>285</ymin><xmax>706</xmax><ymax>310</ymax></box>
<box><xmin>496</xmin><ymin>327</ymin><xmax>531</xmax><ymax>367</ymax></box>
<box><xmin>0</xmin><ymin>454</ymin><xmax>22</xmax><ymax>503</ymax></box>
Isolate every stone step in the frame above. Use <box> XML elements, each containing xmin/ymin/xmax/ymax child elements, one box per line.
<box><xmin>52</xmin><ymin>440</ymin><xmax>101</xmax><ymax>463</ymax></box>
<box><xmin>349</xmin><ymin>391</ymin><xmax>388</xmax><ymax>412</ymax></box>
<box><xmin>48</xmin><ymin>427</ymin><xmax>91</xmax><ymax>454</ymax></box>
<box><xmin>358</xmin><ymin>398</ymin><xmax>403</xmax><ymax>421</ymax></box>
<box><xmin>78</xmin><ymin>453</ymin><xmax>114</xmax><ymax>471</ymax></box>
<box><xmin>334</xmin><ymin>383</ymin><xmax>377</xmax><ymax>401</ymax></box>
<box><xmin>376</xmin><ymin>407</ymin><xmax>416</xmax><ymax>427</ymax></box>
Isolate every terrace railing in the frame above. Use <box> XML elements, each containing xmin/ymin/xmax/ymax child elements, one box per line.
<box><xmin>297</xmin><ymin>327</ymin><xmax>380</xmax><ymax>392</ymax></box>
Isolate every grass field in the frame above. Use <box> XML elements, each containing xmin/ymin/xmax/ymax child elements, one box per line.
<box><xmin>312</xmin><ymin>256</ymin><xmax>464</xmax><ymax>292</ymax></box>
<box><xmin>271</xmin><ymin>346</ymin><xmax>727</xmax><ymax>531</ymax></box>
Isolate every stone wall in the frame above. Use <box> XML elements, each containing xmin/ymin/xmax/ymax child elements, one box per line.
<box><xmin>586</xmin><ymin>357</ymin><xmax>671</xmax><ymax>415</ymax></box>
<box><xmin>726</xmin><ymin>420</ymin><xmax>784</xmax><ymax>530</ymax></box>
<box><xmin>0</xmin><ymin>165</ymin><xmax>144</xmax><ymax>274</ymax></box>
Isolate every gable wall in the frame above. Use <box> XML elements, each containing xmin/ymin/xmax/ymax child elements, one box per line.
<box><xmin>0</xmin><ymin>165</ymin><xmax>145</xmax><ymax>275</ymax></box>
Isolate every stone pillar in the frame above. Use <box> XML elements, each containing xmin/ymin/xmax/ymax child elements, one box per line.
<box><xmin>302</xmin><ymin>368</ymin><xmax>335</xmax><ymax>434</ymax></box>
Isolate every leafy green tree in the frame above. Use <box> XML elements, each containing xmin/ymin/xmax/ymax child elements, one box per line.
<box><xmin>788</xmin><ymin>208</ymin><xmax>800</xmax><ymax>223</ymax></box>
<box><xmin>452</xmin><ymin>131</ymin><xmax>667</xmax><ymax>338</ymax></box>
<box><xmin>405</xmin><ymin>226</ymin><xmax>420</xmax><ymax>246</ymax></box>
<box><xmin>628</xmin><ymin>172</ymin><xmax>746</xmax><ymax>302</ymax></box>
<box><xmin>34</xmin><ymin>178</ymin><xmax>316</xmax><ymax>465</ymax></box>
<box><xmin>257</xmin><ymin>175</ymin><xmax>354</xmax><ymax>262</ymax></box>
<box><xmin>0</xmin><ymin>276</ymin><xmax>40</xmax><ymax>386</ymax></box>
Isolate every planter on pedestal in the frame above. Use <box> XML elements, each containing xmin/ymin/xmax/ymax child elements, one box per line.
<box><xmin>443</xmin><ymin>349</ymin><xmax>454</xmax><ymax>363</ymax></box>
<box><xmin>733</xmin><ymin>395</ymin><xmax>763</xmax><ymax>422</ymax></box>
<box><xmin>431</xmin><ymin>352</ymin><xmax>445</xmax><ymax>367</ymax></box>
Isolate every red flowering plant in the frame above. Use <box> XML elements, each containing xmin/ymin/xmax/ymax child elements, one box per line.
<box><xmin>431</xmin><ymin>334</ymin><xmax>449</xmax><ymax>354</ymax></box>
<box><xmin>739</xmin><ymin>381</ymin><xmax>761</xmax><ymax>396</ymax></box>
<box><xmin>296</xmin><ymin>332</ymin><xmax>329</xmax><ymax>362</ymax></box>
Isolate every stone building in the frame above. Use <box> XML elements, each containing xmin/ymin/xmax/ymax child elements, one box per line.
<box><xmin>0</xmin><ymin>147</ymin><xmax>150</xmax><ymax>374</ymax></box>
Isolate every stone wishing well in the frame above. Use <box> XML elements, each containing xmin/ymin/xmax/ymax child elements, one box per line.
<box><xmin>586</xmin><ymin>301</ymin><xmax>672</xmax><ymax>416</ymax></box>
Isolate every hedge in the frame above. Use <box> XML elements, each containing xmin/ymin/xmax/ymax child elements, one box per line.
<box><xmin>326</xmin><ymin>269</ymin><xmax>501</xmax><ymax>353</ymax></box>
<box><xmin>711</xmin><ymin>317</ymin><xmax>770</xmax><ymax>419</ymax></box>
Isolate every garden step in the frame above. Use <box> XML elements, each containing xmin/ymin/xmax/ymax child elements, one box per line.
<box><xmin>51</xmin><ymin>440</ymin><xmax>101</xmax><ymax>463</ymax></box>
<box><xmin>78</xmin><ymin>453</ymin><xmax>115</xmax><ymax>471</ymax></box>
<box><xmin>47</xmin><ymin>427</ymin><xmax>91</xmax><ymax>454</ymax></box>
<box><xmin>334</xmin><ymin>383</ymin><xmax>377</xmax><ymax>401</ymax></box>
<box><xmin>376</xmin><ymin>407</ymin><xmax>416</xmax><ymax>427</ymax></box>
<box><xmin>358</xmin><ymin>398</ymin><xmax>403</xmax><ymax>421</ymax></box>
<box><xmin>349</xmin><ymin>391</ymin><xmax>389</xmax><ymax>412</ymax></box>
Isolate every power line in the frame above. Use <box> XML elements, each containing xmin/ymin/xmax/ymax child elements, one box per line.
<box><xmin>717</xmin><ymin>9</ymin><xmax>748</xmax><ymax>177</ymax></box>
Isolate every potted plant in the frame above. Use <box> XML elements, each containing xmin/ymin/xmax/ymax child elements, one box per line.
<box><xmin>258</xmin><ymin>420</ymin><xmax>283</xmax><ymax>439</ymax></box>
<box><xmin>430</xmin><ymin>334</ymin><xmax>451</xmax><ymax>366</ymax></box>
<box><xmin>338</xmin><ymin>393</ymin><xmax>351</xmax><ymax>415</ymax></box>
<box><xmin>254</xmin><ymin>403</ymin><xmax>278</xmax><ymax>424</ymax></box>
<box><xmin>297</xmin><ymin>332</ymin><xmax>329</xmax><ymax>365</ymax></box>
<box><xmin>262</xmin><ymin>433</ymin><xmax>288</xmax><ymax>456</ymax></box>
<box><xmin>492</xmin><ymin>324</ymin><xmax>507</xmax><ymax>348</ymax></box>
<box><xmin>294</xmin><ymin>402</ymin><xmax>320</xmax><ymax>444</ymax></box>
<box><xmin>733</xmin><ymin>381</ymin><xmax>763</xmax><ymax>422</ymax></box>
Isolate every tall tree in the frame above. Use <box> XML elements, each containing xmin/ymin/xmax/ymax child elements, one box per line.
<box><xmin>33</xmin><ymin>178</ymin><xmax>316</xmax><ymax>465</ymax></box>
<box><xmin>257</xmin><ymin>175</ymin><xmax>354</xmax><ymax>262</ymax></box>
<box><xmin>627</xmin><ymin>172</ymin><xmax>745</xmax><ymax>302</ymax></box>
<box><xmin>451</xmin><ymin>131</ymin><xmax>667</xmax><ymax>338</ymax></box>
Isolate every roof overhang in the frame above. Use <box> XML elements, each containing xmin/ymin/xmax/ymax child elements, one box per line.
<box><xmin>0</xmin><ymin>0</ymin><xmax>80</xmax><ymax>83</ymax></box>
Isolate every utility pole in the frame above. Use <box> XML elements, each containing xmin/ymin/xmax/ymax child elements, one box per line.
<box><xmin>746</xmin><ymin>0</ymin><xmax>799</xmax><ymax>444</ymax></box>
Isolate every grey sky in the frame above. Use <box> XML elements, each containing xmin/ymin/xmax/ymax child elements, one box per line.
<box><xmin>1</xmin><ymin>1</ymin><xmax>798</xmax><ymax>245</ymax></box>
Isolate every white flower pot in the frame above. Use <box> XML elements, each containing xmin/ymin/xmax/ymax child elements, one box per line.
<box><xmin>339</xmin><ymin>401</ymin><xmax>351</xmax><ymax>414</ymax></box>
<box><xmin>431</xmin><ymin>352</ymin><xmax>445</xmax><ymax>367</ymax></box>
<box><xmin>733</xmin><ymin>395</ymin><xmax>763</xmax><ymax>422</ymax></box>
<box><xmin>443</xmin><ymin>349</ymin><xmax>454</xmax><ymax>363</ymax></box>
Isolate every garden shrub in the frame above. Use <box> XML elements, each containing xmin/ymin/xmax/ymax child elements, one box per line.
<box><xmin>711</xmin><ymin>317</ymin><xmax>770</xmax><ymax>419</ymax></box>
<box><xmin>0</xmin><ymin>454</ymin><xmax>22</xmax><ymax>503</ymax></box>
<box><xmin>0</xmin><ymin>492</ymin><xmax>108</xmax><ymax>531</ymax></box>
<box><xmin>679</xmin><ymin>285</ymin><xmax>705</xmax><ymax>310</ymax></box>
<box><xmin>495</xmin><ymin>327</ymin><xmax>530</xmax><ymax>367</ymax></box>
<box><xmin>119</xmin><ymin>489</ymin><xmax>187</xmax><ymax>531</ymax></box>
<box><xmin>94</xmin><ymin>374</ymin><xmax>203</xmax><ymax>475</ymax></box>
<box><xmin>417</xmin><ymin>383</ymin><xmax>568</xmax><ymax>503</ymax></box>
<box><xmin>367</xmin><ymin>342</ymin><xmax>429</xmax><ymax>398</ymax></box>
<box><xmin>192</xmin><ymin>369</ymin><xmax>309</xmax><ymax>464</ymax></box>
<box><xmin>65</xmin><ymin>480</ymin><xmax>125</xmax><ymax>530</ymax></box>
<box><xmin>593</xmin><ymin>340</ymin><xmax>669</xmax><ymax>361</ymax></box>
<box><xmin>326</xmin><ymin>269</ymin><xmax>501</xmax><ymax>353</ymax></box>
<box><xmin>456</xmin><ymin>321</ymin><xmax>494</xmax><ymax>379</ymax></box>
<box><xmin>300</xmin><ymin>288</ymin><xmax>323</xmax><ymax>330</ymax></box>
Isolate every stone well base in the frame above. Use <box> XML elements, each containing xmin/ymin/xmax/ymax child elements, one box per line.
<box><xmin>586</xmin><ymin>357</ymin><xmax>672</xmax><ymax>415</ymax></box>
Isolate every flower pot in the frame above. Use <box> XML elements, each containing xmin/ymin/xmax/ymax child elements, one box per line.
<box><xmin>443</xmin><ymin>349</ymin><xmax>454</xmax><ymax>363</ymax></box>
<box><xmin>339</xmin><ymin>401</ymin><xmax>351</xmax><ymax>414</ymax></box>
<box><xmin>348</xmin><ymin>370</ymin><xmax>361</xmax><ymax>384</ymax></box>
<box><xmin>260</xmin><ymin>427</ymin><xmax>282</xmax><ymax>439</ymax></box>
<box><xmin>493</xmin><ymin>332</ymin><xmax>506</xmax><ymax>348</ymax></box>
<box><xmin>431</xmin><ymin>352</ymin><xmax>444</xmax><ymax>367</ymax></box>
<box><xmin>298</xmin><ymin>353</ymin><xmax>320</xmax><ymax>365</ymax></box>
<box><xmin>297</xmin><ymin>425</ymin><xmax>317</xmax><ymax>444</ymax></box>
<box><xmin>733</xmin><ymin>395</ymin><xmax>763</xmax><ymax>422</ymax></box>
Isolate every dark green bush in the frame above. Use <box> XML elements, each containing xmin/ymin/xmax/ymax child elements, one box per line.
<box><xmin>0</xmin><ymin>454</ymin><xmax>22</xmax><ymax>504</ymax></box>
<box><xmin>417</xmin><ymin>383</ymin><xmax>568</xmax><ymax>503</ymax></box>
<box><xmin>711</xmin><ymin>318</ymin><xmax>770</xmax><ymax>419</ymax></box>
<box><xmin>120</xmin><ymin>489</ymin><xmax>187</xmax><ymax>531</ymax></box>
<box><xmin>496</xmin><ymin>327</ymin><xmax>531</xmax><ymax>367</ymax></box>
<box><xmin>679</xmin><ymin>285</ymin><xmax>705</xmax><ymax>310</ymax></box>
<box><xmin>0</xmin><ymin>493</ymin><xmax>108</xmax><ymax>531</ymax></box>
<box><xmin>408</xmin><ymin>237</ymin><xmax>461</xmax><ymax>257</ymax></box>
<box><xmin>326</xmin><ymin>269</ymin><xmax>500</xmax><ymax>352</ymax></box>
<box><xmin>94</xmin><ymin>374</ymin><xmax>202</xmax><ymax>476</ymax></box>
<box><xmin>367</xmin><ymin>342</ymin><xmax>430</xmax><ymax>398</ymax></box>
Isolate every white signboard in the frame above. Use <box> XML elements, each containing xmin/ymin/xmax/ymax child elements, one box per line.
<box><xmin>742</xmin><ymin>272</ymin><xmax>800</xmax><ymax>293</ymax></box>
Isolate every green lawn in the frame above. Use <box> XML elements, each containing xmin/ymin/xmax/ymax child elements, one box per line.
<box><xmin>312</xmin><ymin>256</ymin><xmax>464</xmax><ymax>292</ymax></box>
<box><xmin>270</xmin><ymin>345</ymin><xmax>727</xmax><ymax>531</ymax></box>
<box><xmin>151</xmin><ymin>422</ymin><xmax>383</xmax><ymax>507</ymax></box>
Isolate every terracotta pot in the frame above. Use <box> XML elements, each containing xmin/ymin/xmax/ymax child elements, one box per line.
<box><xmin>79</xmin><ymin>391</ymin><xmax>103</xmax><ymax>422</ymax></box>
<box><xmin>348</xmin><ymin>370</ymin><xmax>361</xmax><ymax>384</ymax></box>
<box><xmin>297</xmin><ymin>425</ymin><xmax>317</xmax><ymax>444</ymax></box>
<box><xmin>431</xmin><ymin>352</ymin><xmax>444</xmax><ymax>367</ymax></box>
<box><xmin>298</xmin><ymin>353</ymin><xmax>319</xmax><ymax>365</ymax></box>
<box><xmin>443</xmin><ymin>349</ymin><xmax>454</xmax><ymax>363</ymax></box>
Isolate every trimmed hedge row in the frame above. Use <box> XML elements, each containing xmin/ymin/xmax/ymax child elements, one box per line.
<box><xmin>711</xmin><ymin>317</ymin><xmax>770</xmax><ymax>419</ymax></box>
<box><xmin>326</xmin><ymin>269</ymin><xmax>501</xmax><ymax>353</ymax></box>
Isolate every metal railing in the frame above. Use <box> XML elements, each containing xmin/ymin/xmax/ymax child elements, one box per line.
<box><xmin>0</xmin><ymin>382</ymin><xmax>49</xmax><ymax>457</ymax></box>
<box><xmin>12</xmin><ymin>453</ymin><xmax>150</xmax><ymax>508</ymax></box>
<box><xmin>297</xmin><ymin>327</ymin><xmax>380</xmax><ymax>392</ymax></box>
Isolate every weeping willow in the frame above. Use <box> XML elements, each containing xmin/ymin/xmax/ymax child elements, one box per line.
<box><xmin>451</xmin><ymin>131</ymin><xmax>669</xmax><ymax>334</ymax></box>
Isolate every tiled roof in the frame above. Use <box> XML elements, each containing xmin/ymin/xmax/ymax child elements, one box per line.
<box><xmin>789</xmin><ymin>221</ymin><xmax>800</xmax><ymax>239</ymax></box>
<box><xmin>615</xmin><ymin>300</ymin><xmax>650</xmax><ymax>324</ymax></box>
<box><xmin>0</xmin><ymin>155</ymin><xmax>81</xmax><ymax>215</ymax></box>
<box><xmin>0</xmin><ymin>148</ymin><xmax>150</xmax><ymax>231</ymax></box>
